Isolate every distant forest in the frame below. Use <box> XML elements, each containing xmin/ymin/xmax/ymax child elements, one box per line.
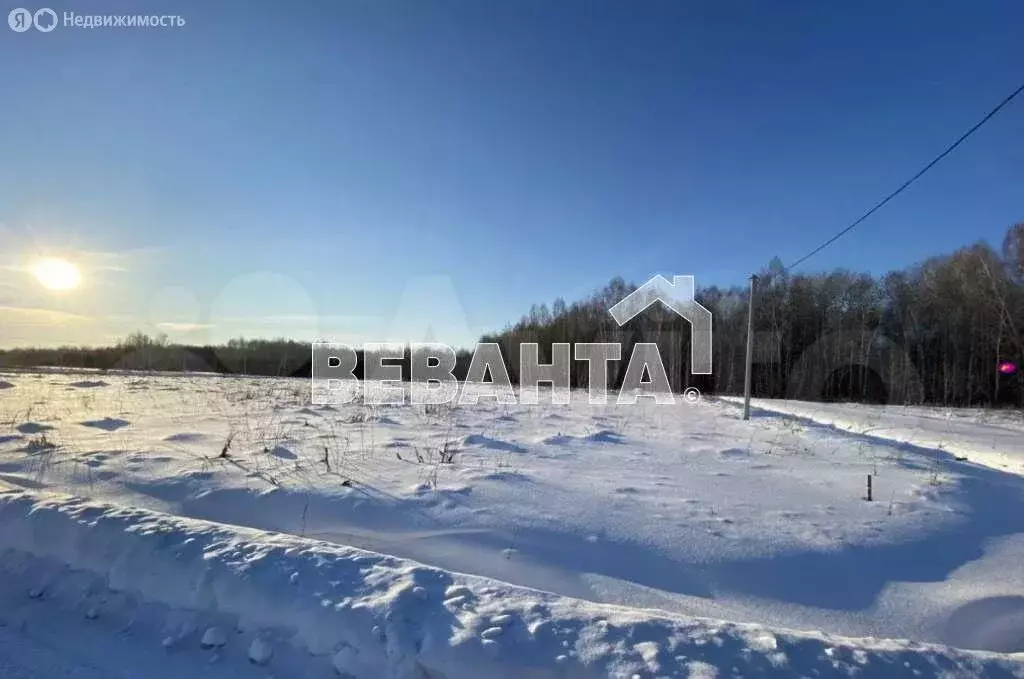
<box><xmin>2</xmin><ymin>223</ymin><xmax>1022</xmax><ymax>408</ymax></box>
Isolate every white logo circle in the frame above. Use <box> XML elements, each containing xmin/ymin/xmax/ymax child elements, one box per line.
<box><xmin>33</xmin><ymin>7</ymin><xmax>56</xmax><ymax>32</ymax></box>
<box><xmin>8</xmin><ymin>8</ymin><xmax>32</xmax><ymax>32</ymax></box>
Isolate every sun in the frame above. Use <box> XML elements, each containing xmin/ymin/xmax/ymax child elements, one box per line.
<box><xmin>31</xmin><ymin>257</ymin><xmax>81</xmax><ymax>291</ymax></box>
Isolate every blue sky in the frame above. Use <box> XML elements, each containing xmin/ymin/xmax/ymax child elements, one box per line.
<box><xmin>1</xmin><ymin>0</ymin><xmax>1022</xmax><ymax>348</ymax></box>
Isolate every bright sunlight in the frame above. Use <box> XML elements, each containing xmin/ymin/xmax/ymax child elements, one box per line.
<box><xmin>31</xmin><ymin>257</ymin><xmax>82</xmax><ymax>291</ymax></box>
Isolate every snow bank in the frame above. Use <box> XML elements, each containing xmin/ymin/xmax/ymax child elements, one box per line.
<box><xmin>0</xmin><ymin>489</ymin><xmax>1021</xmax><ymax>678</ymax></box>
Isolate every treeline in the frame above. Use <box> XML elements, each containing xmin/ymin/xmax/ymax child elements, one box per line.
<box><xmin>0</xmin><ymin>333</ymin><xmax>309</xmax><ymax>377</ymax></box>
<box><xmin>1</xmin><ymin>224</ymin><xmax>1021</xmax><ymax>407</ymax></box>
<box><xmin>0</xmin><ymin>333</ymin><xmax>478</xmax><ymax>382</ymax></box>
<box><xmin>483</xmin><ymin>223</ymin><xmax>1024</xmax><ymax>407</ymax></box>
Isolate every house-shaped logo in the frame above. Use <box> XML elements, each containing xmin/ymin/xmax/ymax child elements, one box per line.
<box><xmin>608</xmin><ymin>275</ymin><xmax>713</xmax><ymax>375</ymax></box>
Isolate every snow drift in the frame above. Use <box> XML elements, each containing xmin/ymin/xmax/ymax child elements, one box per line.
<box><xmin>0</xmin><ymin>489</ymin><xmax>1021</xmax><ymax>678</ymax></box>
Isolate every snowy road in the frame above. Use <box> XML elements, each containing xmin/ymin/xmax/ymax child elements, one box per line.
<box><xmin>723</xmin><ymin>397</ymin><xmax>1024</xmax><ymax>474</ymax></box>
<box><xmin>0</xmin><ymin>552</ymin><xmax>292</xmax><ymax>679</ymax></box>
<box><xmin>0</xmin><ymin>625</ymin><xmax>96</xmax><ymax>679</ymax></box>
<box><xmin>0</xmin><ymin>612</ymin><xmax>276</xmax><ymax>679</ymax></box>
<box><xmin>0</xmin><ymin>623</ymin><xmax>139</xmax><ymax>679</ymax></box>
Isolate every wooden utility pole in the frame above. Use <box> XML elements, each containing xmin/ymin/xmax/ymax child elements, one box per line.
<box><xmin>743</xmin><ymin>274</ymin><xmax>758</xmax><ymax>420</ymax></box>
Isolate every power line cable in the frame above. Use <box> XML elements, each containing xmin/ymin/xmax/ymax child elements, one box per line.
<box><xmin>785</xmin><ymin>81</ymin><xmax>1024</xmax><ymax>271</ymax></box>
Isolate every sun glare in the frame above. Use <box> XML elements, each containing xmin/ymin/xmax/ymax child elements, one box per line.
<box><xmin>32</xmin><ymin>257</ymin><xmax>82</xmax><ymax>291</ymax></box>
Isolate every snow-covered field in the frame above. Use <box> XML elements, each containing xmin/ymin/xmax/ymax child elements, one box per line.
<box><xmin>1</xmin><ymin>370</ymin><xmax>1023</xmax><ymax>677</ymax></box>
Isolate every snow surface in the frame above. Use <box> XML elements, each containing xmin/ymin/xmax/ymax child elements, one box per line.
<box><xmin>0</xmin><ymin>370</ymin><xmax>1023</xmax><ymax>675</ymax></box>
<box><xmin>0</xmin><ymin>490</ymin><xmax>1021</xmax><ymax>678</ymax></box>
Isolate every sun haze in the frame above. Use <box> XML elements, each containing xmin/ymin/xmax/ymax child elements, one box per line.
<box><xmin>31</xmin><ymin>258</ymin><xmax>82</xmax><ymax>291</ymax></box>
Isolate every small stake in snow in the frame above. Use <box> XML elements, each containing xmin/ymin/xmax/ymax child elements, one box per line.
<box><xmin>218</xmin><ymin>433</ymin><xmax>234</xmax><ymax>459</ymax></box>
<box><xmin>866</xmin><ymin>474</ymin><xmax>873</xmax><ymax>502</ymax></box>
